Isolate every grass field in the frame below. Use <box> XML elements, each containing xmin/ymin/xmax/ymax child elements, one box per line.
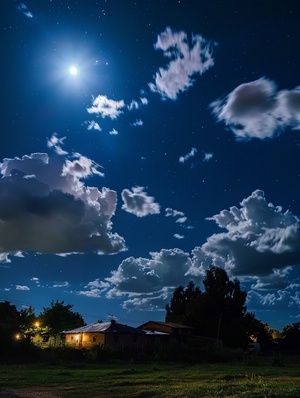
<box><xmin>0</xmin><ymin>356</ymin><xmax>300</xmax><ymax>398</ymax></box>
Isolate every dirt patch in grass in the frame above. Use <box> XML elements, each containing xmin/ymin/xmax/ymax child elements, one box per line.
<box><xmin>0</xmin><ymin>388</ymin><xmax>59</xmax><ymax>398</ymax></box>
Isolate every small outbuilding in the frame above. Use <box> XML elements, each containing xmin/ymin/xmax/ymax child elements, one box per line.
<box><xmin>62</xmin><ymin>320</ymin><xmax>145</xmax><ymax>349</ymax></box>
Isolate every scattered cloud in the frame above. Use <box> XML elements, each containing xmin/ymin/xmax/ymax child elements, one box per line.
<box><xmin>109</xmin><ymin>128</ymin><xmax>118</xmax><ymax>135</ymax></box>
<box><xmin>130</xmin><ymin>119</ymin><xmax>143</xmax><ymax>127</ymax></box>
<box><xmin>174</xmin><ymin>234</ymin><xmax>184</xmax><ymax>239</ymax></box>
<box><xmin>179</xmin><ymin>147</ymin><xmax>197</xmax><ymax>163</ymax></box>
<box><xmin>16</xmin><ymin>2</ymin><xmax>33</xmax><ymax>18</ymax></box>
<box><xmin>47</xmin><ymin>134</ymin><xmax>68</xmax><ymax>156</ymax></box>
<box><xmin>149</xmin><ymin>27</ymin><xmax>215</xmax><ymax>100</ymax></box>
<box><xmin>121</xmin><ymin>186</ymin><xmax>160</xmax><ymax>217</ymax></box>
<box><xmin>16</xmin><ymin>285</ymin><xmax>30</xmax><ymax>291</ymax></box>
<box><xmin>78</xmin><ymin>279</ymin><xmax>110</xmax><ymax>298</ymax></box>
<box><xmin>52</xmin><ymin>281</ymin><xmax>70</xmax><ymax>288</ymax></box>
<box><xmin>210</xmin><ymin>77</ymin><xmax>300</xmax><ymax>140</ymax></box>
<box><xmin>87</xmin><ymin>95</ymin><xmax>125</xmax><ymax>119</ymax></box>
<box><xmin>165</xmin><ymin>208</ymin><xmax>185</xmax><ymax>218</ymax></box>
<box><xmin>0</xmin><ymin>150</ymin><xmax>126</xmax><ymax>262</ymax></box>
<box><xmin>203</xmin><ymin>152</ymin><xmax>213</xmax><ymax>162</ymax></box>
<box><xmin>85</xmin><ymin>121</ymin><xmax>102</xmax><ymax>131</ymax></box>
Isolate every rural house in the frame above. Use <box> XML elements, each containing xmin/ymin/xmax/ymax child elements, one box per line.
<box><xmin>62</xmin><ymin>320</ymin><xmax>145</xmax><ymax>349</ymax></box>
<box><xmin>138</xmin><ymin>321</ymin><xmax>193</xmax><ymax>343</ymax></box>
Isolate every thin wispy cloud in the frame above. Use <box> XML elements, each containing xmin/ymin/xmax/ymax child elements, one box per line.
<box><xmin>203</xmin><ymin>152</ymin><xmax>213</xmax><ymax>162</ymax></box>
<box><xmin>179</xmin><ymin>147</ymin><xmax>197</xmax><ymax>163</ymax></box>
<box><xmin>149</xmin><ymin>27</ymin><xmax>215</xmax><ymax>100</ymax></box>
<box><xmin>16</xmin><ymin>2</ymin><xmax>33</xmax><ymax>18</ymax></box>
<box><xmin>131</xmin><ymin>119</ymin><xmax>143</xmax><ymax>127</ymax></box>
<box><xmin>86</xmin><ymin>121</ymin><xmax>102</xmax><ymax>131</ymax></box>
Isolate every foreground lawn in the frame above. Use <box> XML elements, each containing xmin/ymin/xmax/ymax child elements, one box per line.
<box><xmin>0</xmin><ymin>357</ymin><xmax>300</xmax><ymax>398</ymax></box>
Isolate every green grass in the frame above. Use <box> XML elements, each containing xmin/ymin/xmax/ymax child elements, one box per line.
<box><xmin>1</xmin><ymin>357</ymin><xmax>300</xmax><ymax>397</ymax></box>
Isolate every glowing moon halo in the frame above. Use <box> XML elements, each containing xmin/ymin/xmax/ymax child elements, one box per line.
<box><xmin>69</xmin><ymin>66</ymin><xmax>78</xmax><ymax>76</ymax></box>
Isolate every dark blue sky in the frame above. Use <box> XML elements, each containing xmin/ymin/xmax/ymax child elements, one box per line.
<box><xmin>1</xmin><ymin>0</ymin><xmax>300</xmax><ymax>330</ymax></box>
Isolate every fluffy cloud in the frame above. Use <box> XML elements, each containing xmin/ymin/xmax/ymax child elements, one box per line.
<box><xmin>87</xmin><ymin>95</ymin><xmax>125</xmax><ymax>119</ymax></box>
<box><xmin>192</xmin><ymin>190</ymin><xmax>300</xmax><ymax>288</ymax></box>
<box><xmin>149</xmin><ymin>27</ymin><xmax>215</xmax><ymax>100</ymax></box>
<box><xmin>0</xmin><ymin>151</ymin><xmax>126</xmax><ymax>262</ymax></box>
<box><xmin>121</xmin><ymin>186</ymin><xmax>160</xmax><ymax>217</ymax></box>
<box><xmin>210</xmin><ymin>77</ymin><xmax>300</xmax><ymax>140</ymax></box>
<box><xmin>102</xmin><ymin>248</ymin><xmax>193</xmax><ymax>310</ymax></box>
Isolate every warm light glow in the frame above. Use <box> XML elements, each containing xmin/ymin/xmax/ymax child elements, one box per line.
<box><xmin>15</xmin><ymin>333</ymin><xmax>21</xmax><ymax>340</ymax></box>
<box><xmin>69</xmin><ymin>66</ymin><xmax>78</xmax><ymax>76</ymax></box>
<box><xmin>35</xmin><ymin>321</ymin><xmax>40</xmax><ymax>327</ymax></box>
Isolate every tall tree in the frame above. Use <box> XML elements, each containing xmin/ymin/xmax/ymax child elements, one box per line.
<box><xmin>39</xmin><ymin>300</ymin><xmax>85</xmax><ymax>344</ymax></box>
<box><xmin>166</xmin><ymin>266</ymin><xmax>248</xmax><ymax>346</ymax></box>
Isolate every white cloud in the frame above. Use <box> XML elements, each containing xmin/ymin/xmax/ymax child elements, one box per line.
<box><xmin>121</xmin><ymin>186</ymin><xmax>160</xmax><ymax>217</ymax></box>
<box><xmin>149</xmin><ymin>27</ymin><xmax>215</xmax><ymax>100</ymax></box>
<box><xmin>210</xmin><ymin>77</ymin><xmax>300</xmax><ymax>140</ymax></box>
<box><xmin>140</xmin><ymin>97</ymin><xmax>148</xmax><ymax>105</ymax></box>
<box><xmin>247</xmin><ymin>289</ymin><xmax>300</xmax><ymax>314</ymax></box>
<box><xmin>105</xmin><ymin>248</ymin><xmax>193</xmax><ymax>310</ymax></box>
<box><xmin>203</xmin><ymin>152</ymin><xmax>213</xmax><ymax>162</ymax></box>
<box><xmin>77</xmin><ymin>288</ymin><xmax>103</xmax><ymax>298</ymax></box>
<box><xmin>86</xmin><ymin>121</ymin><xmax>102</xmax><ymax>131</ymax></box>
<box><xmin>174</xmin><ymin>234</ymin><xmax>184</xmax><ymax>239</ymax></box>
<box><xmin>109</xmin><ymin>128</ymin><xmax>118</xmax><ymax>135</ymax></box>
<box><xmin>131</xmin><ymin>119</ymin><xmax>143</xmax><ymax>127</ymax></box>
<box><xmin>16</xmin><ymin>285</ymin><xmax>30</xmax><ymax>291</ymax></box>
<box><xmin>176</xmin><ymin>217</ymin><xmax>187</xmax><ymax>224</ymax></box>
<box><xmin>52</xmin><ymin>281</ymin><xmax>70</xmax><ymax>288</ymax></box>
<box><xmin>62</xmin><ymin>152</ymin><xmax>104</xmax><ymax>178</ymax></box>
<box><xmin>0</xmin><ymin>151</ymin><xmax>126</xmax><ymax>261</ymax></box>
<box><xmin>87</xmin><ymin>95</ymin><xmax>125</xmax><ymax>119</ymax></box>
<box><xmin>191</xmin><ymin>190</ymin><xmax>300</xmax><ymax>287</ymax></box>
<box><xmin>47</xmin><ymin>134</ymin><xmax>68</xmax><ymax>156</ymax></box>
<box><xmin>16</xmin><ymin>3</ymin><xmax>33</xmax><ymax>18</ymax></box>
<box><xmin>179</xmin><ymin>147</ymin><xmax>197</xmax><ymax>163</ymax></box>
<box><xmin>165</xmin><ymin>208</ymin><xmax>185</xmax><ymax>218</ymax></box>
<box><xmin>128</xmin><ymin>100</ymin><xmax>139</xmax><ymax>111</ymax></box>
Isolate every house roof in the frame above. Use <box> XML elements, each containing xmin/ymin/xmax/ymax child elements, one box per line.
<box><xmin>138</xmin><ymin>321</ymin><xmax>193</xmax><ymax>330</ymax></box>
<box><xmin>62</xmin><ymin>321</ymin><xmax>144</xmax><ymax>335</ymax></box>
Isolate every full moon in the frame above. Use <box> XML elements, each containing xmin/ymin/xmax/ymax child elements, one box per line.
<box><xmin>69</xmin><ymin>66</ymin><xmax>78</xmax><ymax>76</ymax></box>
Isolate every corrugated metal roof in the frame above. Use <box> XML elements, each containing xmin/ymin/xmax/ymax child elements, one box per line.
<box><xmin>62</xmin><ymin>322</ymin><xmax>111</xmax><ymax>334</ymax></box>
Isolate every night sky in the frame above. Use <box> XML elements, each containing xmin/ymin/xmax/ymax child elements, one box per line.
<box><xmin>1</xmin><ymin>0</ymin><xmax>300</xmax><ymax>331</ymax></box>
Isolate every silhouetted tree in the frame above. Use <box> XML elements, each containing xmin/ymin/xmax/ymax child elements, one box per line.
<box><xmin>166</xmin><ymin>266</ymin><xmax>248</xmax><ymax>346</ymax></box>
<box><xmin>39</xmin><ymin>300</ymin><xmax>85</xmax><ymax>344</ymax></box>
<box><xmin>243</xmin><ymin>312</ymin><xmax>273</xmax><ymax>350</ymax></box>
<box><xmin>281</xmin><ymin>322</ymin><xmax>300</xmax><ymax>352</ymax></box>
<box><xmin>0</xmin><ymin>301</ymin><xmax>20</xmax><ymax>337</ymax></box>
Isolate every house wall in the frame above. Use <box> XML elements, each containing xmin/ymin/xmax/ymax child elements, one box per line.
<box><xmin>65</xmin><ymin>332</ymin><xmax>105</xmax><ymax>349</ymax></box>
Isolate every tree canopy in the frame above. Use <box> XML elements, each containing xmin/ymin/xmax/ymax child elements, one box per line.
<box><xmin>166</xmin><ymin>266</ymin><xmax>250</xmax><ymax>346</ymax></box>
<box><xmin>38</xmin><ymin>300</ymin><xmax>85</xmax><ymax>341</ymax></box>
